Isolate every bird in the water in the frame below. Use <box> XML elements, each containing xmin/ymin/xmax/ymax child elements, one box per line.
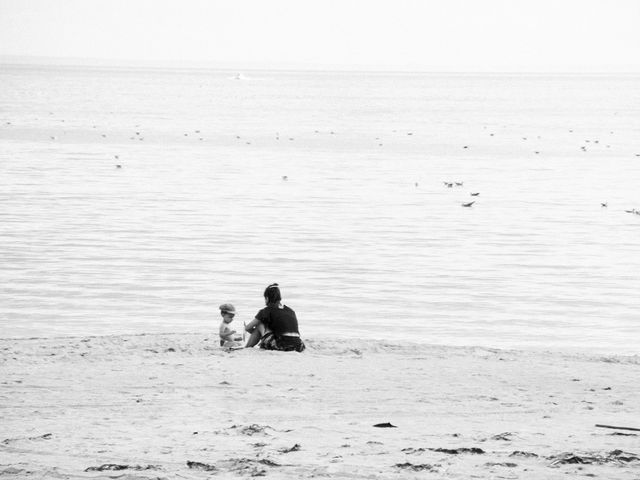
<box><xmin>470</xmin><ymin>192</ymin><xmax>480</xmax><ymax>196</ymax></box>
<box><xmin>462</xmin><ymin>201</ymin><xmax>475</xmax><ymax>207</ymax></box>
<box><xmin>116</xmin><ymin>164</ymin><xmax>122</xmax><ymax>169</ymax></box>
<box><xmin>282</xmin><ymin>175</ymin><xmax>288</xmax><ymax>181</ymax></box>
<box><xmin>455</xmin><ymin>182</ymin><xmax>463</xmax><ymax>187</ymax></box>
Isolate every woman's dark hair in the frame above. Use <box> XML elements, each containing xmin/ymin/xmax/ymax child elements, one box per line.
<box><xmin>264</xmin><ymin>283</ymin><xmax>281</xmax><ymax>304</ymax></box>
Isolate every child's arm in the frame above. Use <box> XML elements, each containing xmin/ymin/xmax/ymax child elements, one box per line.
<box><xmin>219</xmin><ymin>324</ymin><xmax>236</xmax><ymax>340</ymax></box>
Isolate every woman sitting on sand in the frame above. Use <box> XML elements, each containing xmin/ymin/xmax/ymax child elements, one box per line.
<box><xmin>244</xmin><ymin>283</ymin><xmax>305</xmax><ymax>352</ymax></box>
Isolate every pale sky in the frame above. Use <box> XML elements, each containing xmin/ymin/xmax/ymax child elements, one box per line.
<box><xmin>1</xmin><ymin>0</ymin><xmax>639</xmax><ymax>72</ymax></box>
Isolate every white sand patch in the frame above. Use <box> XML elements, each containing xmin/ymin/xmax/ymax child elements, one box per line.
<box><xmin>1</xmin><ymin>334</ymin><xmax>639</xmax><ymax>479</ymax></box>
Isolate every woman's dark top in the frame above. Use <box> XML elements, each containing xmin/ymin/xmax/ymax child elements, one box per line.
<box><xmin>255</xmin><ymin>304</ymin><xmax>300</xmax><ymax>335</ymax></box>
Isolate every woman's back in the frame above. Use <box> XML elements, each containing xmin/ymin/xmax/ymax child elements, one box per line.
<box><xmin>255</xmin><ymin>304</ymin><xmax>300</xmax><ymax>335</ymax></box>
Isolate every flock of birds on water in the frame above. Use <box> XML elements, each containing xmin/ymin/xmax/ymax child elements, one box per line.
<box><xmin>3</xmin><ymin>116</ymin><xmax>640</xmax><ymax>216</ymax></box>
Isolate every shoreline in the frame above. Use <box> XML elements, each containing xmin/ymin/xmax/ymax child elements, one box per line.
<box><xmin>2</xmin><ymin>333</ymin><xmax>639</xmax><ymax>479</ymax></box>
<box><xmin>2</xmin><ymin>331</ymin><xmax>638</xmax><ymax>360</ymax></box>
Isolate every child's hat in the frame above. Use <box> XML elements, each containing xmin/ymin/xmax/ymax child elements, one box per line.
<box><xmin>219</xmin><ymin>303</ymin><xmax>236</xmax><ymax>314</ymax></box>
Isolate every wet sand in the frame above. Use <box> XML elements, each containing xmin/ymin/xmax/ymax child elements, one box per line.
<box><xmin>1</xmin><ymin>334</ymin><xmax>639</xmax><ymax>479</ymax></box>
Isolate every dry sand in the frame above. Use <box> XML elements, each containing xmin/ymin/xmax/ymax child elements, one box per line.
<box><xmin>1</xmin><ymin>334</ymin><xmax>639</xmax><ymax>479</ymax></box>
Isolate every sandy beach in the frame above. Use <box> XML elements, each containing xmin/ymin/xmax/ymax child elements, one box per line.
<box><xmin>1</xmin><ymin>333</ymin><xmax>638</xmax><ymax>479</ymax></box>
<box><xmin>3</xmin><ymin>1</ymin><xmax>640</xmax><ymax>477</ymax></box>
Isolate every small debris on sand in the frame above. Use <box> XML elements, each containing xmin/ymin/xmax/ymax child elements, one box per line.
<box><xmin>85</xmin><ymin>464</ymin><xmax>158</xmax><ymax>472</ymax></box>
<box><xmin>548</xmin><ymin>450</ymin><xmax>640</xmax><ymax>466</ymax></box>
<box><xmin>489</xmin><ymin>432</ymin><xmax>514</xmax><ymax>441</ymax></box>
<box><xmin>230</xmin><ymin>424</ymin><xmax>271</xmax><ymax>436</ymax></box>
<box><xmin>402</xmin><ymin>447</ymin><xmax>427</xmax><ymax>454</ymax></box>
<box><xmin>278</xmin><ymin>443</ymin><xmax>301</xmax><ymax>453</ymax></box>
<box><xmin>394</xmin><ymin>462</ymin><xmax>437</xmax><ymax>471</ymax></box>
<box><xmin>510</xmin><ymin>451</ymin><xmax>539</xmax><ymax>458</ymax></box>
<box><xmin>2</xmin><ymin>433</ymin><xmax>52</xmax><ymax>444</ymax></box>
<box><xmin>187</xmin><ymin>460</ymin><xmax>217</xmax><ymax>471</ymax></box>
<box><xmin>373</xmin><ymin>422</ymin><xmax>397</xmax><ymax>428</ymax></box>
<box><xmin>430</xmin><ymin>447</ymin><xmax>485</xmax><ymax>455</ymax></box>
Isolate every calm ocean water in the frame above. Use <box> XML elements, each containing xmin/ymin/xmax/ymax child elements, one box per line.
<box><xmin>1</xmin><ymin>65</ymin><xmax>639</xmax><ymax>353</ymax></box>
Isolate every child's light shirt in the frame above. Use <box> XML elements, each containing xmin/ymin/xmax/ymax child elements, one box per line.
<box><xmin>219</xmin><ymin>321</ymin><xmax>233</xmax><ymax>340</ymax></box>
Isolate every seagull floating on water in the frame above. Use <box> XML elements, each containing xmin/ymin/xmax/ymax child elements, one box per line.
<box><xmin>462</xmin><ymin>201</ymin><xmax>475</xmax><ymax>207</ymax></box>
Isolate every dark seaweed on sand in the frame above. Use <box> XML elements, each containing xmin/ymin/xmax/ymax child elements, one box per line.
<box><xmin>430</xmin><ymin>447</ymin><xmax>485</xmax><ymax>454</ymax></box>
<box><xmin>394</xmin><ymin>462</ymin><xmax>437</xmax><ymax>472</ymax></box>
<box><xmin>187</xmin><ymin>460</ymin><xmax>217</xmax><ymax>471</ymax></box>
<box><xmin>85</xmin><ymin>464</ymin><xmax>159</xmax><ymax>472</ymax></box>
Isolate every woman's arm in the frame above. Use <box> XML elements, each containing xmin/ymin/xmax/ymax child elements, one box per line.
<box><xmin>244</xmin><ymin>318</ymin><xmax>261</xmax><ymax>333</ymax></box>
<box><xmin>244</xmin><ymin>318</ymin><xmax>267</xmax><ymax>348</ymax></box>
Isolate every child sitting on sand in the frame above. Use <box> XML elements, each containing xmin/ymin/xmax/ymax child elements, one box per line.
<box><xmin>219</xmin><ymin>303</ymin><xmax>243</xmax><ymax>348</ymax></box>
